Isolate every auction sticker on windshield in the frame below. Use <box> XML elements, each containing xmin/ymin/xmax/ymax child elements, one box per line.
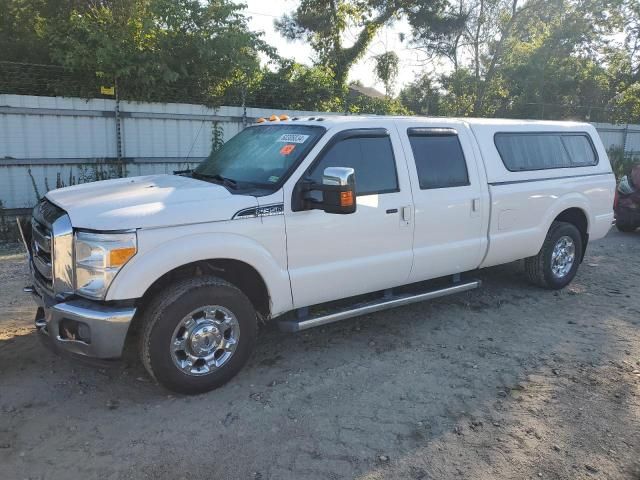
<box><xmin>277</xmin><ymin>134</ymin><xmax>309</xmax><ymax>144</ymax></box>
<box><xmin>280</xmin><ymin>144</ymin><xmax>296</xmax><ymax>155</ymax></box>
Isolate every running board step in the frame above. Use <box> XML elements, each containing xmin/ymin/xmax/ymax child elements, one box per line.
<box><xmin>278</xmin><ymin>279</ymin><xmax>481</xmax><ymax>333</ymax></box>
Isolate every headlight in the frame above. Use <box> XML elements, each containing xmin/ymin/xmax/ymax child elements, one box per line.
<box><xmin>74</xmin><ymin>231</ymin><xmax>137</xmax><ymax>300</ymax></box>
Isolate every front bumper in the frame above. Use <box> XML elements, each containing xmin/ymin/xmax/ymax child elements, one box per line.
<box><xmin>30</xmin><ymin>285</ymin><xmax>136</xmax><ymax>359</ymax></box>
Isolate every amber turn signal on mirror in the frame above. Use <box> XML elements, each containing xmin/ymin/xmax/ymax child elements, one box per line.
<box><xmin>340</xmin><ymin>191</ymin><xmax>354</xmax><ymax>207</ymax></box>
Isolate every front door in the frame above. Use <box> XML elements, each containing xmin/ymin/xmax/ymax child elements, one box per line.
<box><xmin>285</xmin><ymin>127</ymin><xmax>414</xmax><ymax>309</ymax></box>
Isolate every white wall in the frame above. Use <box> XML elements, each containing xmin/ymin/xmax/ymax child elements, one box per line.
<box><xmin>0</xmin><ymin>94</ymin><xmax>335</xmax><ymax>209</ymax></box>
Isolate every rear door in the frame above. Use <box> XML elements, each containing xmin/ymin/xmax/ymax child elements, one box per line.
<box><xmin>397</xmin><ymin>122</ymin><xmax>488</xmax><ymax>282</ymax></box>
<box><xmin>284</xmin><ymin>126</ymin><xmax>414</xmax><ymax>308</ymax></box>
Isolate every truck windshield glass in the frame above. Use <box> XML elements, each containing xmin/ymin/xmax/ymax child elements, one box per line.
<box><xmin>194</xmin><ymin>125</ymin><xmax>325</xmax><ymax>188</ymax></box>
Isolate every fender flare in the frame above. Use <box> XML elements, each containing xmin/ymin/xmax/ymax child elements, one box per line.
<box><xmin>542</xmin><ymin>193</ymin><xmax>591</xmax><ymax>230</ymax></box>
<box><xmin>105</xmin><ymin>232</ymin><xmax>293</xmax><ymax>316</ymax></box>
<box><xmin>534</xmin><ymin>193</ymin><xmax>591</xmax><ymax>251</ymax></box>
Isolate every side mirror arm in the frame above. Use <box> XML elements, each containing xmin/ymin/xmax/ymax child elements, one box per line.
<box><xmin>291</xmin><ymin>167</ymin><xmax>356</xmax><ymax>214</ymax></box>
<box><xmin>292</xmin><ymin>178</ymin><xmax>323</xmax><ymax>212</ymax></box>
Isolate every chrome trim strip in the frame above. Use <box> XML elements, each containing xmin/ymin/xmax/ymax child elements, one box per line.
<box><xmin>488</xmin><ymin>172</ymin><xmax>614</xmax><ymax>186</ymax></box>
<box><xmin>51</xmin><ymin>214</ymin><xmax>74</xmax><ymax>296</ymax></box>
<box><xmin>32</xmin><ymin>222</ymin><xmax>51</xmax><ymax>253</ymax></box>
<box><xmin>53</xmin><ymin>301</ymin><xmax>136</xmax><ymax>325</ymax></box>
<box><xmin>278</xmin><ymin>280</ymin><xmax>481</xmax><ymax>332</ymax></box>
<box><xmin>32</xmin><ymin>255</ymin><xmax>52</xmax><ymax>280</ymax></box>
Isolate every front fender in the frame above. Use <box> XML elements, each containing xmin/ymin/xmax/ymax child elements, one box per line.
<box><xmin>105</xmin><ymin>229</ymin><xmax>293</xmax><ymax>316</ymax></box>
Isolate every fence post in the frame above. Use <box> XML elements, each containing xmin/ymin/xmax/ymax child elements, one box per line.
<box><xmin>114</xmin><ymin>78</ymin><xmax>123</xmax><ymax>177</ymax></box>
<box><xmin>622</xmin><ymin>123</ymin><xmax>629</xmax><ymax>158</ymax></box>
<box><xmin>241</xmin><ymin>85</ymin><xmax>247</xmax><ymax>129</ymax></box>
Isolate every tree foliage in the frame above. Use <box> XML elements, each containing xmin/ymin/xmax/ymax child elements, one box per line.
<box><xmin>244</xmin><ymin>60</ymin><xmax>343</xmax><ymax>111</ymax></box>
<box><xmin>401</xmin><ymin>0</ymin><xmax>640</xmax><ymax>122</ymax></box>
<box><xmin>0</xmin><ymin>0</ymin><xmax>269</xmax><ymax>103</ymax></box>
<box><xmin>398</xmin><ymin>74</ymin><xmax>442</xmax><ymax>115</ymax></box>
<box><xmin>275</xmin><ymin>0</ymin><xmax>409</xmax><ymax>91</ymax></box>
<box><xmin>373</xmin><ymin>51</ymin><xmax>400</xmax><ymax>96</ymax></box>
<box><xmin>1</xmin><ymin>0</ymin><xmax>640</xmax><ymax>121</ymax></box>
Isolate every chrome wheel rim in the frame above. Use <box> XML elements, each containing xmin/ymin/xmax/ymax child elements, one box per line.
<box><xmin>170</xmin><ymin>305</ymin><xmax>240</xmax><ymax>376</ymax></box>
<box><xmin>551</xmin><ymin>236</ymin><xmax>576</xmax><ymax>278</ymax></box>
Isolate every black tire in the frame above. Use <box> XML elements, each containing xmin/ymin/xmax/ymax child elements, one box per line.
<box><xmin>524</xmin><ymin>221</ymin><xmax>583</xmax><ymax>290</ymax></box>
<box><xmin>616</xmin><ymin>222</ymin><xmax>638</xmax><ymax>233</ymax></box>
<box><xmin>140</xmin><ymin>276</ymin><xmax>257</xmax><ymax>394</ymax></box>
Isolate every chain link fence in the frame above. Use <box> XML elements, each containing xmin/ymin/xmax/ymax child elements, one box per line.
<box><xmin>3</xmin><ymin>61</ymin><xmax>637</xmax><ymax>122</ymax></box>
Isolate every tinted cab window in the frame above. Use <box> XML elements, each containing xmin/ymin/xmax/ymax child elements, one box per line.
<box><xmin>494</xmin><ymin>133</ymin><xmax>598</xmax><ymax>171</ymax></box>
<box><xmin>407</xmin><ymin>132</ymin><xmax>470</xmax><ymax>189</ymax></box>
<box><xmin>309</xmin><ymin>135</ymin><xmax>398</xmax><ymax>196</ymax></box>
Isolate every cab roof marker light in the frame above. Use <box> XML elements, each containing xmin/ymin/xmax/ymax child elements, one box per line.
<box><xmin>269</xmin><ymin>114</ymin><xmax>280</xmax><ymax>122</ymax></box>
<box><xmin>279</xmin><ymin>114</ymin><xmax>290</xmax><ymax>121</ymax></box>
<box><xmin>256</xmin><ymin>117</ymin><xmax>266</xmax><ymax>123</ymax></box>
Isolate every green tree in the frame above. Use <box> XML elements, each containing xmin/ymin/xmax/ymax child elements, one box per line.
<box><xmin>407</xmin><ymin>0</ymin><xmax>625</xmax><ymax>120</ymax></box>
<box><xmin>346</xmin><ymin>92</ymin><xmax>410</xmax><ymax>115</ymax></box>
<box><xmin>244</xmin><ymin>60</ymin><xmax>342</xmax><ymax>111</ymax></box>
<box><xmin>0</xmin><ymin>0</ymin><xmax>70</xmax><ymax>64</ymax></box>
<box><xmin>399</xmin><ymin>74</ymin><xmax>442</xmax><ymax>115</ymax></box>
<box><xmin>373</xmin><ymin>51</ymin><xmax>400</xmax><ymax>96</ymax></box>
<box><xmin>607</xmin><ymin>0</ymin><xmax>640</xmax><ymax>123</ymax></box>
<box><xmin>490</xmin><ymin>0</ymin><xmax>622</xmax><ymax>120</ymax></box>
<box><xmin>0</xmin><ymin>0</ymin><xmax>269</xmax><ymax>103</ymax></box>
<box><xmin>408</xmin><ymin>0</ymin><xmax>528</xmax><ymax>115</ymax></box>
<box><xmin>275</xmin><ymin>0</ymin><xmax>410</xmax><ymax>92</ymax></box>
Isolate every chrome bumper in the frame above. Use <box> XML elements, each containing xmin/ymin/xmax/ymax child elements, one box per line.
<box><xmin>30</xmin><ymin>285</ymin><xmax>136</xmax><ymax>359</ymax></box>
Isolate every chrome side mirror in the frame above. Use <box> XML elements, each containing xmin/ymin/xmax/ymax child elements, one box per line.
<box><xmin>292</xmin><ymin>166</ymin><xmax>357</xmax><ymax>214</ymax></box>
<box><xmin>322</xmin><ymin>167</ymin><xmax>355</xmax><ymax>187</ymax></box>
<box><xmin>319</xmin><ymin>167</ymin><xmax>356</xmax><ymax>214</ymax></box>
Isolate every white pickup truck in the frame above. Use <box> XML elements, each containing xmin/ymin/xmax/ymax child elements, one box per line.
<box><xmin>20</xmin><ymin>115</ymin><xmax>615</xmax><ymax>394</ymax></box>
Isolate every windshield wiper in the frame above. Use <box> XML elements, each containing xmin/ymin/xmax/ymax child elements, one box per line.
<box><xmin>192</xmin><ymin>172</ymin><xmax>238</xmax><ymax>189</ymax></box>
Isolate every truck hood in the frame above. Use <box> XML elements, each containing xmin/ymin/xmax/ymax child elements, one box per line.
<box><xmin>45</xmin><ymin>174</ymin><xmax>257</xmax><ymax>230</ymax></box>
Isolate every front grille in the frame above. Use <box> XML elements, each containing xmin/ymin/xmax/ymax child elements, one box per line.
<box><xmin>31</xmin><ymin>198</ymin><xmax>65</xmax><ymax>292</ymax></box>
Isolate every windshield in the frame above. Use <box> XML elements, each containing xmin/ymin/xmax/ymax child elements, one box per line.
<box><xmin>194</xmin><ymin>124</ymin><xmax>325</xmax><ymax>188</ymax></box>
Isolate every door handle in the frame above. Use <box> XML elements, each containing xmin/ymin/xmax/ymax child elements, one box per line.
<box><xmin>472</xmin><ymin>198</ymin><xmax>480</xmax><ymax>212</ymax></box>
<box><xmin>385</xmin><ymin>208</ymin><xmax>398</xmax><ymax>214</ymax></box>
<box><xmin>402</xmin><ymin>206</ymin><xmax>412</xmax><ymax>222</ymax></box>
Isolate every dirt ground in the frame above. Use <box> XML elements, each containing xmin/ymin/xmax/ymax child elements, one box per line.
<box><xmin>0</xmin><ymin>231</ymin><xmax>639</xmax><ymax>480</ymax></box>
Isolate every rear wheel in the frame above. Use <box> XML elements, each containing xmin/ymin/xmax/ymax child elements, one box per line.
<box><xmin>140</xmin><ymin>276</ymin><xmax>257</xmax><ymax>394</ymax></box>
<box><xmin>524</xmin><ymin>221</ymin><xmax>583</xmax><ymax>290</ymax></box>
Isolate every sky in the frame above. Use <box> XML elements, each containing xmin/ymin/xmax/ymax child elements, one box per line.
<box><xmin>237</xmin><ymin>0</ymin><xmax>427</xmax><ymax>95</ymax></box>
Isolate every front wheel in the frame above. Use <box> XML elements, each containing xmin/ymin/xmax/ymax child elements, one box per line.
<box><xmin>524</xmin><ymin>221</ymin><xmax>583</xmax><ymax>290</ymax></box>
<box><xmin>140</xmin><ymin>276</ymin><xmax>257</xmax><ymax>394</ymax></box>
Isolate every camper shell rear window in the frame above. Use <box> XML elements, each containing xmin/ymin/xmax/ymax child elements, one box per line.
<box><xmin>494</xmin><ymin>132</ymin><xmax>598</xmax><ymax>172</ymax></box>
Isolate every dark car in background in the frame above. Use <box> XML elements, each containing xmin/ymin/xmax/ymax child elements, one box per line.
<box><xmin>614</xmin><ymin>164</ymin><xmax>640</xmax><ymax>232</ymax></box>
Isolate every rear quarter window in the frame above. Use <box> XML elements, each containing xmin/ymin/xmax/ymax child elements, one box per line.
<box><xmin>494</xmin><ymin>132</ymin><xmax>598</xmax><ymax>171</ymax></box>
